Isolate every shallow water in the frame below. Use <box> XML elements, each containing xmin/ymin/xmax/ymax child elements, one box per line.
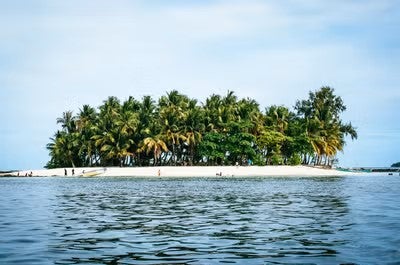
<box><xmin>0</xmin><ymin>175</ymin><xmax>399</xmax><ymax>264</ymax></box>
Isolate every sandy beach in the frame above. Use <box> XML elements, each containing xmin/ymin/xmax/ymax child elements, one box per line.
<box><xmin>9</xmin><ymin>165</ymin><xmax>358</xmax><ymax>177</ymax></box>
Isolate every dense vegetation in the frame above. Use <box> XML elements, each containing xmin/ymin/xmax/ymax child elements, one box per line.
<box><xmin>46</xmin><ymin>87</ymin><xmax>357</xmax><ymax>168</ymax></box>
<box><xmin>391</xmin><ymin>162</ymin><xmax>400</xmax><ymax>167</ymax></box>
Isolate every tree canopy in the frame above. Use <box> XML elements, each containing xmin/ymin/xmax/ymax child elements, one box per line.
<box><xmin>391</xmin><ymin>162</ymin><xmax>400</xmax><ymax>167</ymax></box>
<box><xmin>46</xmin><ymin>87</ymin><xmax>357</xmax><ymax>168</ymax></box>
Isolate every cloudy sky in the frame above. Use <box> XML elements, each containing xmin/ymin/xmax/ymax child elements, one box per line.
<box><xmin>1</xmin><ymin>0</ymin><xmax>399</xmax><ymax>170</ymax></box>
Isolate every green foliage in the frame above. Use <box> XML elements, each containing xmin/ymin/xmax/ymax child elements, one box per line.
<box><xmin>295</xmin><ymin>87</ymin><xmax>357</xmax><ymax>166</ymax></box>
<box><xmin>391</xmin><ymin>162</ymin><xmax>400</xmax><ymax>167</ymax></box>
<box><xmin>288</xmin><ymin>153</ymin><xmax>302</xmax><ymax>165</ymax></box>
<box><xmin>271</xmin><ymin>153</ymin><xmax>284</xmax><ymax>165</ymax></box>
<box><xmin>252</xmin><ymin>154</ymin><xmax>266</xmax><ymax>166</ymax></box>
<box><xmin>198</xmin><ymin>132</ymin><xmax>225</xmax><ymax>165</ymax></box>
<box><xmin>46</xmin><ymin>87</ymin><xmax>357</xmax><ymax>168</ymax></box>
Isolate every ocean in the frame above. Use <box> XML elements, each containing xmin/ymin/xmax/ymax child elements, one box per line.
<box><xmin>0</xmin><ymin>175</ymin><xmax>399</xmax><ymax>264</ymax></box>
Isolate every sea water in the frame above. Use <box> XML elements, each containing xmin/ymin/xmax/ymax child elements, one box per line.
<box><xmin>0</xmin><ymin>175</ymin><xmax>399</xmax><ymax>264</ymax></box>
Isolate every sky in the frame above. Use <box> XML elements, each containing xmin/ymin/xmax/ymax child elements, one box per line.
<box><xmin>1</xmin><ymin>0</ymin><xmax>399</xmax><ymax>170</ymax></box>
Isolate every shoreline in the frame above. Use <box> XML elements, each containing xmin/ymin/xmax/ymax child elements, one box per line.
<box><xmin>4</xmin><ymin>165</ymin><xmax>362</xmax><ymax>177</ymax></box>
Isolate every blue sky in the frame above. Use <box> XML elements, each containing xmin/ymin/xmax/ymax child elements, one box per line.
<box><xmin>1</xmin><ymin>0</ymin><xmax>399</xmax><ymax>170</ymax></box>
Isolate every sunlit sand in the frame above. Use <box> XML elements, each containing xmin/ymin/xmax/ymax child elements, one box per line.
<box><xmin>12</xmin><ymin>166</ymin><xmax>356</xmax><ymax>177</ymax></box>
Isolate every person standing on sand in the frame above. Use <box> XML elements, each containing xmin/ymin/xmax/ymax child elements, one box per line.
<box><xmin>64</xmin><ymin>169</ymin><xmax>67</xmax><ymax>176</ymax></box>
<box><xmin>157</xmin><ymin>169</ymin><xmax>161</xmax><ymax>176</ymax></box>
<box><xmin>72</xmin><ymin>169</ymin><xmax>75</xmax><ymax>176</ymax></box>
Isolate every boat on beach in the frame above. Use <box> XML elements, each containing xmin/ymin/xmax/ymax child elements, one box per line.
<box><xmin>81</xmin><ymin>168</ymin><xmax>106</xmax><ymax>177</ymax></box>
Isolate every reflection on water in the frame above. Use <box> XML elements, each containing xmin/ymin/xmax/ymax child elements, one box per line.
<box><xmin>0</xmin><ymin>176</ymin><xmax>399</xmax><ymax>264</ymax></box>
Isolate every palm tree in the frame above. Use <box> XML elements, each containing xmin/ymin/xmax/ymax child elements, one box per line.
<box><xmin>75</xmin><ymin>105</ymin><xmax>97</xmax><ymax>166</ymax></box>
<box><xmin>265</xmin><ymin>105</ymin><xmax>291</xmax><ymax>134</ymax></box>
<box><xmin>116</xmin><ymin>100</ymin><xmax>139</xmax><ymax>166</ymax></box>
<box><xmin>295</xmin><ymin>86</ymin><xmax>357</xmax><ymax>166</ymax></box>
<box><xmin>182</xmin><ymin>99</ymin><xmax>205</xmax><ymax>164</ymax></box>
<box><xmin>221</xmin><ymin>90</ymin><xmax>238</xmax><ymax>125</ymax></box>
<box><xmin>140</xmin><ymin>136</ymin><xmax>168</xmax><ymax>166</ymax></box>
<box><xmin>135</xmin><ymin>96</ymin><xmax>157</xmax><ymax>166</ymax></box>
<box><xmin>203</xmin><ymin>94</ymin><xmax>223</xmax><ymax>132</ymax></box>
<box><xmin>46</xmin><ymin>88</ymin><xmax>357</xmax><ymax>168</ymax></box>
<box><xmin>91</xmin><ymin>96</ymin><xmax>124</xmax><ymax>166</ymax></box>
<box><xmin>98</xmin><ymin>96</ymin><xmax>121</xmax><ymax>132</ymax></box>
<box><xmin>93</xmin><ymin>128</ymin><xmax>133</xmax><ymax>167</ymax></box>
<box><xmin>158</xmin><ymin>90</ymin><xmax>188</xmax><ymax>165</ymax></box>
<box><xmin>238</xmin><ymin>104</ymin><xmax>265</xmax><ymax>139</ymax></box>
<box><xmin>47</xmin><ymin>130</ymin><xmax>79</xmax><ymax>167</ymax></box>
<box><xmin>57</xmin><ymin>111</ymin><xmax>76</xmax><ymax>133</ymax></box>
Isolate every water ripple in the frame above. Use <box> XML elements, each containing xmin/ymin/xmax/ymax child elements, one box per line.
<box><xmin>0</xmin><ymin>176</ymin><xmax>399</xmax><ymax>264</ymax></box>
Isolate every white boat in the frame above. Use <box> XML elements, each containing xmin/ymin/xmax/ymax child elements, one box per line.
<box><xmin>81</xmin><ymin>168</ymin><xmax>106</xmax><ymax>177</ymax></box>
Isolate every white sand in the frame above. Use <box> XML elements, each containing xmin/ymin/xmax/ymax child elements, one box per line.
<box><xmin>11</xmin><ymin>165</ymin><xmax>357</xmax><ymax>177</ymax></box>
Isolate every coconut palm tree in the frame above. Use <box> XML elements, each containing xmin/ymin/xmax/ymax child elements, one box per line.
<box><xmin>140</xmin><ymin>136</ymin><xmax>168</xmax><ymax>166</ymax></box>
<box><xmin>295</xmin><ymin>86</ymin><xmax>357</xmax><ymax>166</ymax></box>
<box><xmin>265</xmin><ymin>105</ymin><xmax>291</xmax><ymax>134</ymax></box>
<box><xmin>57</xmin><ymin>111</ymin><xmax>76</xmax><ymax>133</ymax></box>
<box><xmin>47</xmin><ymin>130</ymin><xmax>80</xmax><ymax>167</ymax></box>
<box><xmin>98</xmin><ymin>96</ymin><xmax>121</xmax><ymax>132</ymax></box>
<box><xmin>221</xmin><ymin>90</ymin><xmax>238</xmax><ymax>125</ymax></box>
<box><xmin>115</xmin><ymin>107</ymin><xmax>139</xmax><ymax>166</ymax></box>
<box><xmin>203</xmin><ymin>94</ymin><xmax>223</xmax><ymax>132</ymax></box>
<box><xmin>75</xmin><ymin>105</ymin><xmax>97</xmax><ymax>166</ymax></box>
<box><xmin>181</xmin><ymin>99</ymin><xmax>205</xmax><ymax>164</ymax></box>
<box><xmin>134</xmin><ymin>96</ymin><xmax>158</xmax><ymax>166</ymax></box>
<box><xmin>237</xmin><ymin>98</ymin><xmax>264</xmax><ymax>137</ymax></box>
<box><xmin>46</xmin><ymin>88</ymin><xmax>357</xmax><ymax>168</ymax></box>
<box><xmin>158</xmin><ymin>90</ymin><xmax>188</xmax><ymax>165</ymax></box>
